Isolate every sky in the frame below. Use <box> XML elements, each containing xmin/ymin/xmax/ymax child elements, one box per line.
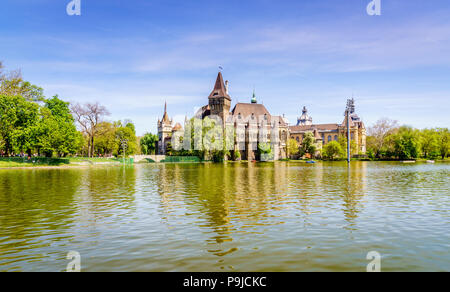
<box><xmin>1</xmin><ymin>0</ymin><xmax>450</xmax><ymax>135</ymax></box>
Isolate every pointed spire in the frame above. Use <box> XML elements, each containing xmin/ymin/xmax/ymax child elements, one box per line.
<box><xmin>251</xmin><ymin>88</ymin><xmax>257</xmax><ymax>104</ymax></box>
<box><xmin>209</xmin><ymin>72</ymin><xmax>231</xmax><ymax>100</ymax></box>
<box><xmin>162</xmin><ymin>100</ymin><xmax>170</xmax><ymax>123</ymax></box>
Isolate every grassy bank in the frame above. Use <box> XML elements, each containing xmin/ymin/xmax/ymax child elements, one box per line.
<box><xmin>0</xmin><ymin>157</ymin><xmax>134</xmax><ymax>168</ymax></box>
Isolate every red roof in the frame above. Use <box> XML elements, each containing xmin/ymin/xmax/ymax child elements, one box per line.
<box><xmin>208</xmin><ymin>72</ymin><xmax>231</xmax><ymax>100</ymax></box>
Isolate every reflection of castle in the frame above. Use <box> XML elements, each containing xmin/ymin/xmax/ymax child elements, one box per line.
<box><xmin>289</xmin><ymin>99</ymin><xmax>366</xmax><ymax>154</ymax></box>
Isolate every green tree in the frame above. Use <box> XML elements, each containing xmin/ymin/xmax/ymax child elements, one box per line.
<box><xmin>338</xmin><ymin>135</ymin><xmax>357</xmax><ymax>158</ymax></box>
<box><xmin>140</xmin><ymin>133</ymin><xmax>158</xmax><ymax>155</ymax></box>
<box><xmin>94</xmin><ymin>122</ymin><xmax>118</xmax><ymax>156</ymax></box>
<box><xmin>0</xmin><ymin>64</ymin><xmax>44</xmax><ymax>102</ymax></box>
<box><xmin>420</xmin><ymin>129</ymin><xmax>439</xmax><ymax>159</ymax></box>
<box><xmin>322</xmin><ymin>141</ymin><xmax>345</xmax><ymax>160</ymax></box>
<box><xmin>367</xmin><ymin>118</ymin><xmax>399</xmax><ymax>158</ymax></box>
<box><xmin>0</xmin><ymin>94</ymin><xmax>39</xmax><ymax>156</ymax></box>
<box><xmin>114</xmin><ymin>121</ymin><xmax>138</xmax><ymax>157</ymax></box>
<box><xmin>436</xmin><ymin>128</ymin><xmax>450</xmax><ymax>159</ymax></box>
<box><xmin>392</xmin><ymin>126</ymin><xmax>421</xmax><ymax>160</ymax></box>
<box><xmin>40</xmin><ymin>96</ymin><xmax>82</xmax><ymax>156</ymax></box>
<box><xmin>299</xmin><ymin>132</ymin><xmax>316</xmax><ymax>157</ymax></box>
<box><xmin>287</xmin><ymin>138</ymin><xmax>299</xmax><ymax>158</ymax></box>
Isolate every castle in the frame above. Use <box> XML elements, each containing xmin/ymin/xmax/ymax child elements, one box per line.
<box><xmin>157</xmin><ymin>72</ymin><xmax>366</xmax><ymax>159</ymax></box>
<box><xmin>289</xmin><ymin>100</ymin><xmax>366</xmax><ymax>155</ymax></box>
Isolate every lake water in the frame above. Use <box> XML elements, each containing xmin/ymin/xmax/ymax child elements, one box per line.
<box><xmin>0</xmin><ymin>161</ymin><xmax>449</xmax><ymax>272</ymax></box>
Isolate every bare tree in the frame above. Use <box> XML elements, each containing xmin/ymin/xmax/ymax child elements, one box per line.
<box><xmin>367</xmin><ymin>118</ymin><xmax>399</xmax><ymax>155</ymax></box>
<box><xmin>71</xmin><ymin>102</ymin><xmax>110</xmax><ymax>157</ymax></box>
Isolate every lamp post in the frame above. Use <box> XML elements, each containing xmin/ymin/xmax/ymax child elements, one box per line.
<box><xmin>121</xmin><ymin>139</ymin><xmax>128</xmax><ymax>166</ymax></box>
<box><xmin>345</xmin><ymin>99</ymin><xmax>351</xmax><ymax>163</ymax></box>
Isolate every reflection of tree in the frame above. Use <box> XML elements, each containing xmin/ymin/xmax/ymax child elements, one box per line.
<box><xmin>76</xmin><ymin>166</ymin><xmax>137</xmax><ymax>222</ymax></box>
<box><xmin>0</xmin><ymin>169</ymin><xmax>82</xmax><ymax>270</ymax></box>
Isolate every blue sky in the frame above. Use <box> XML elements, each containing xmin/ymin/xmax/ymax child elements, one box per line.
<box><xmin>1</xmin><ymin>0</ymin><xmax>450</xmax><ymax>135</ymax></box>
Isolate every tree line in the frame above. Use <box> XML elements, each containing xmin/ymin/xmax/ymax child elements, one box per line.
<box><xmin>365</xmin><ymin>118</ymin><xmax>449</xmax><ymax>160</ymax></box>
<box><xmin>287</xmin><ymin>118</ymin><xmax>450</xmax><ymax>161</ymax></box>
<box><xmin>0</xmin><ymin>62</ymin><xmax>158</xmax><ymax>158</ymax></box>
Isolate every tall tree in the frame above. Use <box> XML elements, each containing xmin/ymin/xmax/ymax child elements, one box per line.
<box><xmin>299</xmin><ymin>132</ymin><xmax>317</xmax><ymax>157</ymax></box>
<box><xmin>437</xmin><ymin>128</ymin><xmax>450</xmax><ymax>159</ymax></box>
<box><xmin>34</xmin><ymin>96</ymin><xmax>82</xmax><ymax>157</ymax></box>
<box><xmin>71</xmin><ymin>102</ymin><xmax>110</xmax><ymax>157</ymax></box>
<box><xmin>420</xmin><ymin>129</ymin><xmax>439</xmax><ymax>159</ymax></box>
<box><xmin>392</xmin><ymin>126</ymin><xmax>421</xmax><ymax>160</ymax></box>
<box><xmin>0</xmin><ymin>95</ymin><xmax>39</xmax><ymax>156</ymax></box>
<box><xmin>94</xmin><ymin>122</ymin><xmax>118</xmax><ymax>156</ymax></box>
<box><xmin>322</xmin><ymin>141</ymin><xmax>345</xmax><ymax>160</ymax></box>
<box><xmin>367</xmin><ymin>118</ymin><xmax>399</xmax><ymax>158</ymax></box>
<box><xmin>287</xmin><ymin>138</ymin><xmax>299</xmax><ymax>158</ymax></box>
<box><xmin>115</xmin><ymin>121</ymin><xmax>138</xmax><ymax>157</ymax></box>
<box><xmin>0</xmin><ymin>64</ymin><xmax>44</xmax><ymax>102</ymax></box>
<box><xmin>140</xmin><ymin>133</ymin><xmax>158</xmax><ymax>155</ymax></box>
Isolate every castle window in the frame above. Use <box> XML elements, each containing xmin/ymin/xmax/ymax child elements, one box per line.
<box><xmin>334</xmin><ymin>135</ymin><xmax>338</xmax><ymax>141</ymax></box>
<box><xmin>328</xmin><ymin>136</ymin><xmax>332</xmax><ymax>142</ymax></box>
<box><xmin>296</xmin><ymin>137</ymin><xmax>299</xmax><ymax>142</ymax></box>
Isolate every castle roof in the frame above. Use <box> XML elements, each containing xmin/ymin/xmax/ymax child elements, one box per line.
<box><xmin>161</xmin><ymin>101</ymin><xmax>171</xmax><ymax>124</ymax></box>
<box><xmin>208</xmin><ymin>72</ymin><xmax>231</xmax><ymax>100</ymax></box>
<box><xmin>172</xmin><ymin>123</ymin><xmax>182</xmax><ymax>132</ymax></box>
<box><xmin>290</xmin><ymin>124</ymin><xmax>339</xmax><ymax>133</ymax></box>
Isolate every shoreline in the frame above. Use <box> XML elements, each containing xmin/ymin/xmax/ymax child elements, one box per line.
<box><xmin>0</xmin><ymin>159</ymin><xmax>448</xmax><ymax>169</ymax></box>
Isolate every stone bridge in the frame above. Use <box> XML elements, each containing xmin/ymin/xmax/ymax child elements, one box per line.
<box><xmin>133</xmin><ymin>155</ymin><xmax>166</xmax><ymax>163</ymax></box>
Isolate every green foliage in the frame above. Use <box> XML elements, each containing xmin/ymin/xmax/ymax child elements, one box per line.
<box><xmin>392</xmin><ymin>126</ymin><xmax>420</xmax><ymax>160</ymax></box>
<box><xmin>140</xmin><ymin>133</ymin><xmax>158</xmax><ymax>155</ymax></box>
<box><xmin>94</xmin><ymin>122</ymin><xmax>118</xmax><ymax>156</ymax></box>
<box><xmin>0</xmin><ymin>94</ymin><xmax>39</xmax><ymax>155</ymax></box>
<box><xmin>287</xmin><ymin>138</ymin><xmax>299</xmax><ymax>157</ymax></box>
<box><xmin>0</xmin><ymin>66</ymin><xmax>44</xmax><ymax>102</ymax></box>
<box><xmin>322</xmin><ymin>141</ymin><xmax>345</xmax><ymax>160</ymax></box>
<box><xmin>114</xmin><ymin>121</ymin><xmax>138</xmax><ymax>157</ymax></box>
<box><xmin>299</xmin><ymin>132</ymin><xmax>317</xmax><ymax>157</ymax></box>
<box><xmin>420</xmin><ymin>129</ymin><xmax>440</xmax><ymax>159</ymax></box>
<box><xmin>338</xmin><ymin>135</ymin><xmax>357</xmax><ymax>158</ymax></box>
<box><xmin>436</xmin><ymin>128</ymin><xmax>450</xmax><ymax>159</ymax></box>
<box><xmin>233</xmin><ymin>150</ymin><xmax>241</xmax><ymax>161</ymax></box>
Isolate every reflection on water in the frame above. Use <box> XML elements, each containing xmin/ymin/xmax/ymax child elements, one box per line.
<box><xmin>0</xmin><ymin>162</ymin><xmax>449</xmax><ymax>271</ymax></box>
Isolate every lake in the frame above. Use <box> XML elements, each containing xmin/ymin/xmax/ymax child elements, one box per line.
<box><xmin>0</xmin><ymin>161</ymin><xmax>449</xmax><ymax>271</ymax></box>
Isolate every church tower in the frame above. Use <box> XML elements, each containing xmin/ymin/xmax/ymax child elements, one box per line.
<box><xmin>297</xmin><ymin>106</ymin><xmax>313</xmax><ymax>126</ymax></box>
<box><xmin>157</xmin><ymin>102</ymin><xmax>173</xmax><ymax>155</ymax></box>
<box><xmin>208</xmin><ymin>72</ymin><xmax>231</xmax><ymax>122</ymax></box>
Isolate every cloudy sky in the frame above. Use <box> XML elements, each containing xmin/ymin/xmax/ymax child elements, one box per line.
<box><xmin>1</xmin><ymin>0</ymin><xmax>450</xmax><ymax>135</ymax></box>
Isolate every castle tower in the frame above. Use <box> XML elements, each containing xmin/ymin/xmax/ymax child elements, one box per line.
<box><xmin>208</xmin><ymin>72</ymin><xmax>231</xmax><ymax>122</ymax></box>
<box><xmin>157</xmin><ymin>101</ymin><xmax>173</xmax><ymax>155</ymax></box>
<box><xmin>297</xmin><ymin>106</ymin><xmax>313</xmax><ymax>126</ymax></box>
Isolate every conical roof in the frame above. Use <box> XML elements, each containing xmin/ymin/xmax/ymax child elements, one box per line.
<box><xmin>208</xmin><ymin>72</ymin><xmax>231</xmax><ymax>100</ymax></box>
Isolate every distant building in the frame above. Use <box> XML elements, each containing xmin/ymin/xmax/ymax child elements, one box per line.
<box><xmin>157</xmin><ymin>102</ymin><xmax>182</xmax><ymax>155</ymax></box>
<box><xmin>289</xmin><ymin>99</ymin><xmax>366</xmax><ymax>155</ymax></box>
